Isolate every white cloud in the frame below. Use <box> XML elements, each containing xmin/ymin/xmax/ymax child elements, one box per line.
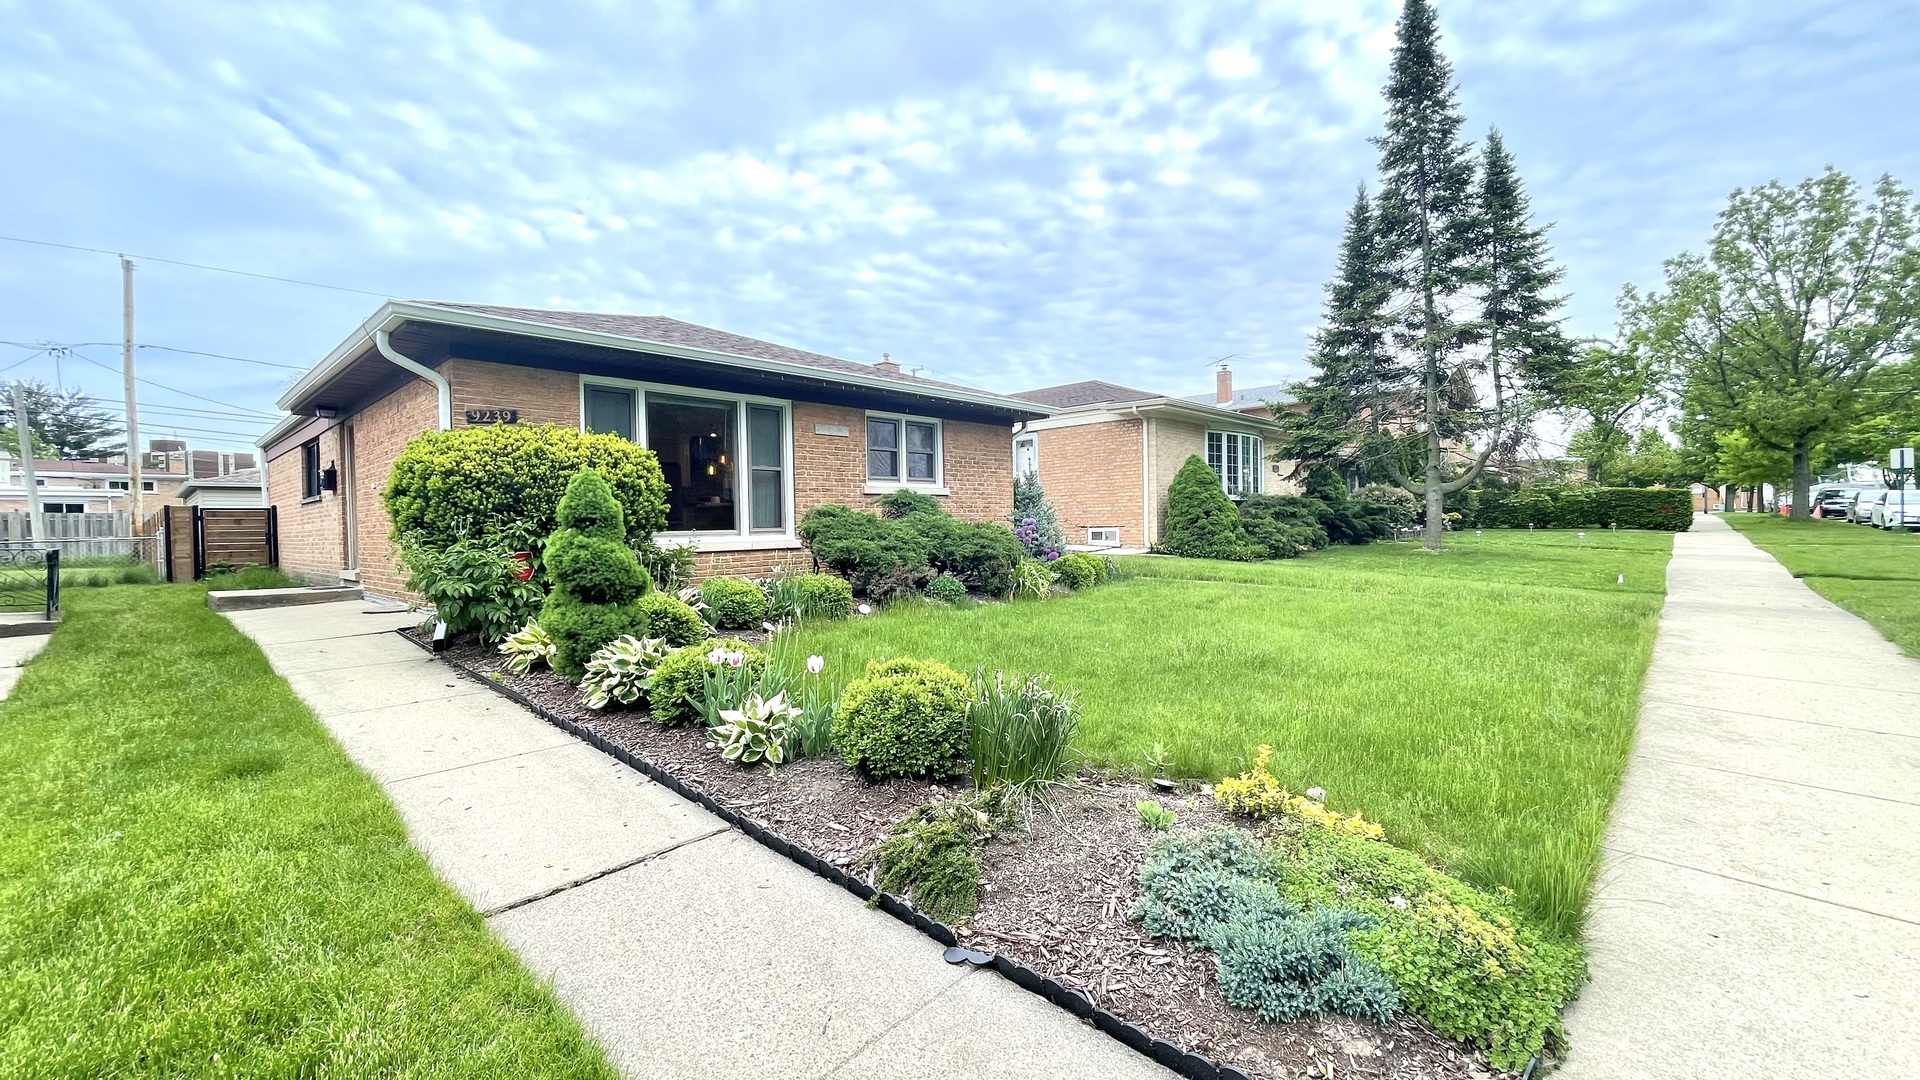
<box><xmin>1206</xmin><ymin>44</ymin><xmax>1261</xmax><ymax>79</ymax></box>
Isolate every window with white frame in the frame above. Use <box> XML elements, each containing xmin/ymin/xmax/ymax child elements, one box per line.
<box><xmin>866</xmin><ymin>413</ymin><xmax>941</xmax><ymax>486</ymax></box>
<box><xmin>1087</xmin><ymin>526</ymin><xmax>1121</xmax><ymax>547</ymax></box>
<box><xmin>1206</xmin><ymin>431</ymin><xmax>1264</xmax><ymax>497</ymax></box>
<box><xmin>581</xmin><ymin>380</ymin><xmax>791</xmax><ymax>536</ymax></box>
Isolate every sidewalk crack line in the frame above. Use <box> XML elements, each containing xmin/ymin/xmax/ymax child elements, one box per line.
<box><xmin>482</xmin><ymin>826</ymin><xmax>730</xmax><ymax>918</ymax></box>
<box><xmin>1632</xmin><ymin>754</ymin><xmax>1920</xmax><ymax>807</ymax></box>
<box><xmin>1610</xmin><ymin>849</ymin><xmax>1920</xmax><ymax>928</ymax></box>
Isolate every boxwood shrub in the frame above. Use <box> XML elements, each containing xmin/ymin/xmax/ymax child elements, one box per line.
<box><xmin>1476</xmin><ymin>484</ymin><xmax>1692</xmax><ymax>531</ymax></box>
<box><xmin>384</xmin><ymin>423</ymin><xmax>669</xmax><ymax>551</ymax></box>
<box><xmin>794</xmin><ymin>572</ymin><xmax>854</xmax><ymax>619</ymax></box>
<box><xmin>1051</xmin><ymin>552</ymin><xmax>1108</xmax><ymax>590</ymax></box>
<box><xmin>539</xmin><ymin>470</ymin><xmax>654</xmax><ymax>678</ymax></box>
<box><xmin>832</xmin><ymin>657</ymin><xmax>971</xmax><ymax>779</ymax></box>
<box><xmin>700</xmin><ymin>577</ymin><xmax>769</xmax><ymax>630</ymax></box>
<box><xmin>647</xmin><ymin>638</ymin><xmax>768</xmax><ymax>725</ymax></box>
<box><xmin>635</xmin><ymin>591</ymin><xmax>706</xmax><ymax>647</ymax></box>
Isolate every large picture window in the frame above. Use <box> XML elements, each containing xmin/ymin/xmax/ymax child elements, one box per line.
<box><xmin>866</xmin><ymin>413</ymin><xmax>941</xmax><ymax>486</ymax></box>
<box><xmin>580</xmin><ymin>380</ymin><xmax>790</xmax><ymax>539</ymax></box>
<box><xmin>1206</xmin><ymin>431</ymin><xmax>1263</xmax><ymax>498</ymax></box>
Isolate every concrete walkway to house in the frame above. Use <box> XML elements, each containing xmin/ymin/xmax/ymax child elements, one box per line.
<box><xmin>1561</xmin><ymin>515</ymin><xmax>1920</xmax><ymax>1079</ymax></box>
<box><xmin>224</xmin><ymin>600</ymin><xmax>1173</xmax><ymax>1080</ymax></box>
<box><xmin>0</xmin><ymin>631</ymin><xmax>50</xmax><ymax>700</ymax></box>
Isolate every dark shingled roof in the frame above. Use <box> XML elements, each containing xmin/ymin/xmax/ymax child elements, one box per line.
<box><xmin>417</xmin><ymin>301</ymin><xmax>1004</xmax><ymax>401</ymax></box>
<box><xmin>1012</xmin><ymin>380</ymin><xmax>1162</xmax><ymax>409</ymax></box>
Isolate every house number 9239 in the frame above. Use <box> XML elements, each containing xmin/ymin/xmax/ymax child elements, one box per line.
<box><xmin>465</xmin><ymin>408</ymin><xmax>520</xmax><ymax>424</ymax></box>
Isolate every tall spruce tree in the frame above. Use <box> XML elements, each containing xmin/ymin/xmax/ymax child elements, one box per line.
<box><xmin>1278</xmin><ymin>187</ymin><xmax>1400</xmax><ymax>481</ymax></box>
<box><xmin>0</xmin><ymin>381</ymin><xmax>124</xmax><ymax>459</ymax></box>
<box><xmin>1475</xmin><ymin>128</ymin><xmax>1571</xmax><ymax>459</ymax></box>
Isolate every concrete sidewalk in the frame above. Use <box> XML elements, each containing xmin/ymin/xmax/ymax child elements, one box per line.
<box><xmin>225</xmin><ymin>600</ymin><xmax>1173</xmax><ymax>1080</ymax></box>
<box><xmin>1561</xmin><ymin>516</ymin><xmax>1920</xmax><ymax>1079</ymax></box>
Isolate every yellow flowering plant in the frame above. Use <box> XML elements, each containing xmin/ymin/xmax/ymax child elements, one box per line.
<box><xmin>1215</xmin><ymin>745</ymin><xmax>1386</xmax><ymax>841</ymax></box>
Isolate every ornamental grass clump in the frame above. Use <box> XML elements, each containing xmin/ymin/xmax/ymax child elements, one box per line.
<box><xmin>1132</xmin><ymin>829</ymin><xmax>1398</xmax><ymax>1025</ymax></box>
<box><xmin>967</xmin><ymin>669</ymin><xmax>1077</xmax><ymax>793</ymax></box>
<box><xmin>833</xmin><ymin>657</ymin><xmax>971</xmax><ymax>779</ymax></box>
<box><xmin>1217</xmin><ymin>745</ymin><xmax>1385</xmax><ymax>841</ymax></box>
<box><xmin>498</xmin><ymin>620</ymin><xmax>557</xmax><ymax>675</ymax></box>
<box><xmin>540</xmin><ymin>469</ymin><xmax>654</xmax><ymax>678</ymax></box>
<box><xmin>579</xmin><ymin>635</ymin><xmax>671</xmax><ymax>710</ymax></box>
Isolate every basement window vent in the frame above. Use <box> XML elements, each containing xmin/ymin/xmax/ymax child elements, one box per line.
<box><xmin>1087</xmin><ymin>526</ymin><xmax>1121</xmax><ymax>548</ymax></box>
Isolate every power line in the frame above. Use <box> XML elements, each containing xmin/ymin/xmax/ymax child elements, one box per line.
<box><xmin>1</xmin><ymin>340</ymin><xmax>308</xmax><ymax>371</ymax></box>
<box><xmin>70</xmin><ymin>351</ymin><xmax>278</xmax><ymax>416</ymax></box>
<box><xmin>89</xmin><ymin>399</ymin><xmax>278</xmax><ymax>423</ymax></box>
<box><xmin>0</xmin><ymin>235</ymin><xmax>395</xmax><ymax>298</ymax></box>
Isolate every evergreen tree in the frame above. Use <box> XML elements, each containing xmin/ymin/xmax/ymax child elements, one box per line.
<box><xmin>0</xmin><ymin>381</ymin><xmax>124</xmax><ymax>459</ymax></box>
<box><xmin>1475</xmin><ymin>128</ymin><xmax>1571</xmax><ymax>459</ymax></box>
<box><xmin>1160</xmin><ymin>456</ymin><xmax>1261</xmax><ymax>561</ymax></box>
<box><xmin>1009</xmin><ymin>471</ymin><xmax>1066</xmax><ymax>558</ymax></box>
<box><xmin>1279</xmin><ymin>187</ymin><xmax>1400</xmax><ymax>482</ymax></box>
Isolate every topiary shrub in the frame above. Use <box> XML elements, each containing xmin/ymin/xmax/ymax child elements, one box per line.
<box><xmin>700</xmin><ymin>577</ymin><xmax>769</xmax><ymax>630</ymax></box>
<box><xmin>794</xmin><ymin>573</ymin><xmax>854</xmax><ymax>619</ymax></box>
<box><xmin>635</xmin><ymin>591</ymin><xmax>707</xmax><ymax>647</ymax></box>
<box><xmin>833</xmin><ymin>657</ymin><xmax>971</xmax><ymax>779</ymax></box>
<box><xmin>647</xmin><ymin>638</ymin><xmax>767</xmax><ymax>725</ymax></box>
<box><xmin>1161</xmin><ymin>455</ymin><xmax>1263</xmax><ymax>560</ymax></box>
<box><xmin>1052</xmin><ymin>552</ymin><xmax>1108</xmax><ymax>590</ymax></box>
<box><xmin>924</xmin><ymin>573</ymin><xmax>967</xmax><ymax>603</ymax></box>
<box><xmin>383</xmin><ymin>423</ymin><xmax>668</xmax><ymax>552</ymax></box>
<box><xmin>539</xmin><ymin>470</ymin><xmax>653</xmax><ymax>678</ymax></box>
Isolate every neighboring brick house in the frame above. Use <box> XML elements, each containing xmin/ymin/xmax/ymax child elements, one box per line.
<box><xmin>259</xmin><ymin>300</ymin><xmax>1050</xmax><ymax>598</ymax></box>
<box><xmin>1011</xmin><ymin>368</ymin><xmax>1288</xmax><ymax>552</ymax></box>
<box><xmin>0</xmin><ymin>452</ymin><xmax>191</xmax><ymax>516</ymax></box>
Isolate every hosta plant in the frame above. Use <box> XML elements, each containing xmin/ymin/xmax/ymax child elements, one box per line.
<box><xmin>710</xmin><ymin>691</ymin><xmax>803</xmax><ymax>767</ymax></box>
<box><xmin>697</xmin><ymin>652</ymin><xmax>789</xmax><ymax>727</ymax></box>
<box><xmin>580</xmin><ymin>635</ymin><xmax>671</xmax><ymax>710</ymax></box>
<box><xmin>498</xmin><ymin>620</ymin><xmax>557</xmax><ymax>675</ymax></box>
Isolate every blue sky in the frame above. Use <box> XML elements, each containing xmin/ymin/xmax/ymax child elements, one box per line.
<box><xmin>1</xmin><ymin>0</ymin><xmax>1915</xmax><ymax>452</ymax></box>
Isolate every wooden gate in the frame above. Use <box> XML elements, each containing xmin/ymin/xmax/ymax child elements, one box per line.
<box><xmin>160</xmin><ymin>506</ymin><xmax>279</xmax><ymax>582</ymax></box>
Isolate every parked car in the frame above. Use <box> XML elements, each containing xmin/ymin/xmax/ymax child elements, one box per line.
<box><xmin>1847</xmin><ymin>489</ymin><xmax>1888</xmax><ymax>524</ymax></box>
<box><xmin>1872</xmin><ymin>489</ymin><xmax>1920</xmax><ymax>530</ymax></box>
<box><xmin>1819</xmin><ymin>488</ymin><xmax>1862</xmax><ymax>517</ymax></box>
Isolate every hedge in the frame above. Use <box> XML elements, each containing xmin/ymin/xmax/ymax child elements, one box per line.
<box><xmin>1476</xmin><ymin>484</ymin><xmax>1692</xmax><ymax>531</ymax></box>
<box><xmin>384</xmin><ymin>424</ymin><xmax>670</xmax><ymax>551</ymax></box>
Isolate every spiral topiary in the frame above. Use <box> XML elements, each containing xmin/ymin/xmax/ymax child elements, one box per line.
<box><xmin>541</xmin><ymin>469</ymin><xmax>653</xmax><ymax>678</ymax></box>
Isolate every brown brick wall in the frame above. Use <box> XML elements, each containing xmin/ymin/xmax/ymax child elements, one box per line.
<box><xmin>1150</xmin><ymin>418</ymin><xmax>1210</xmax><ymax>544</ymax></box>
<box><xmin>266</xmin><ymin>423</ymin><xmax>347</xmax><ymax>584</ymax></box>
<box><xmin>1031</xmin><ymin>419</ymin><xmax>1145</xmax><ymax>547</ymax></box>
<box><xmin>347</xmin><ymin>379</ymin><xmax>443</xmax><ymax>598</ymax></box>
<box><xmin>444</xmin><ymin>359</ymin><xmax>581</xmax><ymax>429</ymax></box>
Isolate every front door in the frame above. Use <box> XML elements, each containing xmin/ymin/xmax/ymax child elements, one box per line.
<box><xmin>1014</xmin><ymin>435</ymin><xmax>1038</xmax><ymax>481</ymax></box>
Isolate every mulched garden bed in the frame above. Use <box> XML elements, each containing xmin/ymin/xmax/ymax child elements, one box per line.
<box><xmin>425</xmin><ymin>629</ymin><xmax>1509</xmax><ymax>1080</ymax></box>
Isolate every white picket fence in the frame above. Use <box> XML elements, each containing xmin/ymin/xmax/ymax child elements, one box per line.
<box><xmin>0</xmin><ymin>511</ymin><xmax>145</xmax><ymax>559</ymax></box>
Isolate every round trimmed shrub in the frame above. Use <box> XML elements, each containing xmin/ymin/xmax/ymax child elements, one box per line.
<box><xmin>1052</xmin><ymin>553</ymin><xmax>1108</xmax><ymax>590</ymax></box>
<box><xmin>544</xmin><ymin>531</ymin><xmax>652</xmax><ymax>604</ymax></box>
<box><xmin>924</xmin><ymin>573</ymin><xmax>967</xmax><ymax>602</ymax></box>
<box><xmin>794</xmin><ymin>573</ymin><xmax>854</xmax><ymax>620</ymax></box>
<box><xmin>647</xmin><ymin>638</ymin><xmax>768</xmax><ymax>725</ymax></box>
<box><xmin>832</xmin><ymin>657</ymin><xmax>971</xmax><ymax>779</ymax></box>
<box><xmin>383</xmin><ymin>422</ymin><xmax>668</xmax><ymax>550</ymax></box>
<box><xmin>700</xmin><ymin>577</ymin><xmax>769</xmax><ymax>630</ymax></box>
<box><xmin>636</xmin><ymin>591</ymin><xmax>706</xmax><ymax>647</ymax></box>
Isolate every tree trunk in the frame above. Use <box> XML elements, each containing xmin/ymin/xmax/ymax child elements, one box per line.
<box><xmin>1790</xmin><ymin>441</ymin><xmax>1812</xmax><ymax>519</ymax></box>
<box><xmin>1422</xmin><ymin>323</ymin><xmax>1444</xmax><ymax>551</ymax></box>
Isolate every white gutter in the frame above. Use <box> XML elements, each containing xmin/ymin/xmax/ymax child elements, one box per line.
<box><xmin>374</xmin><ymin>326</ymin><xmax>451</xmax><ymax>430</ymax></box>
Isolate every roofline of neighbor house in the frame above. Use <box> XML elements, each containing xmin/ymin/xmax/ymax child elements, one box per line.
<box><xmin>277</xmin><ymin>300</ymin><xmax>1053</xmax><ymax>421</ymax></box>
<box><xmin>1035</xmin><ymin>395</ymin><xmax>1285</xmax><ymax>432</ymax></box>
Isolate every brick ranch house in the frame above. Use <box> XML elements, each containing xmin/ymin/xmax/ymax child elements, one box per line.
<box><xmin>259</xmin><ymin>301</ymin><xmax>1051</xmax><ymax>598</ymax></box>
<box><xmin>1011</xmin><ymin>366</ymin><xmax>1292</xmax><ymax>552</ymax></box>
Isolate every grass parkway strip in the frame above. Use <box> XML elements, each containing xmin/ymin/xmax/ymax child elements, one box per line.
<box><xmin>789</xmin><ymin>529</ymin><xmax>1674</xmax><ymax>936</ymax></box>
<box><xmin>1720</xmin><ymin>513</ymin><xmax>1920</xmax><ymax>657</ymax></box>
<box><xmin>0</xmin><ymin>585</ymin><xmax>615</xmax><ymax>1079</ymax></box>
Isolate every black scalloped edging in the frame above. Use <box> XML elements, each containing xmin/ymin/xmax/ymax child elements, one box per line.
<box><xmin>397</xmin><ymin>628</ymin><xmax>1259</xmax><ymax>1080</ymax></box>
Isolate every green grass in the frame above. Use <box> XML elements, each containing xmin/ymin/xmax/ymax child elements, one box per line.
<box><xmin>0</xmin><ymin>586</ymin><xmax>615</xmax><ymax>1079</ymax></box>
<box><xmin>1720</xmin><ymin>513</ymin><xmax>1920</xmax><ymax>657</ymax></box>
<box><xmin>201</xmin><ymin>564</ymin><xmax>305</xmax><ymax>590</ymax></box>
<box><xmin>790</xmin><ymin>530</ymin><xmax>1674</xmax><ymax>935</ymax></box>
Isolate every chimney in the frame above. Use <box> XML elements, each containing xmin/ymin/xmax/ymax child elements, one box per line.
<box><xmin>1216</xmin><ymin>364</ymin><xmax>1233</xmax><ymax>405</ymax></box>
<box><xmin>875</xmin><ymin>352</ymin><xmax>901</xmax><ymax>373</ymax></box>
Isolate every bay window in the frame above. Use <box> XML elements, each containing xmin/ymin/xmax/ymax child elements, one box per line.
<box><xmin>1206</xmin><ymin>431</ymin><xmax>1263</xmax><ymax>498</ymax></box>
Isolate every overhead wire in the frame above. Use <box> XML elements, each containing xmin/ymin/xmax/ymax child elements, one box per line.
<box><xmin>0</xmin><ymin>234</ymin><xmax>395</xmax><ymax>298</ymax></box>
<box><xmin>70</xmin><ymin>351</ymin><xmax>279</xmax><ymax>415</ymax></box>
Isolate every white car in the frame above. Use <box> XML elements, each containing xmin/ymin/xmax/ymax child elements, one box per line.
<box><xmin>1848</xmin><ymin>489</ymin><xmax>1888</xmax><ymax>524</ymax></box>
<box><xmin>1870</xmin><ymin>489</ymin><xmax>1919</xmax><ymax>530</ymax></box>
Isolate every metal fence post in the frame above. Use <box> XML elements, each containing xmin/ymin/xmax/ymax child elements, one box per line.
<box><xmin>44</xmin><ymin>548</ymin><xmax>59</xmax><ymax>618</ymax></box>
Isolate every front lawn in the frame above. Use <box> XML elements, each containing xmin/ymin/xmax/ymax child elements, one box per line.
<box><xmin>0</xmin><ymin>586</ymin><xmax>615</xmax><ymax>1079</ymax></box>
<box><xmin>1720</xmin><ymin>512</ymin><xmax>1920</xmax><ymax>656</ymax></box>
<box><xmin>788</xmin><ymin>530</ymin><xmax>1673</xmax><ymax>935</ymax></box>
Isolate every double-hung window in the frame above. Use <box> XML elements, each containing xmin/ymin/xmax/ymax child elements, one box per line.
<box><xmin>580</xmin><ymin>380</ymin><xmax>790</xmax><ymax>538</ymax></box>
<box><xmin>1206</xmin><ymin>431</ymin><xmax>1263</xmax><ymax>498</ymax></box>
<box><xmin>866</xmin><ymin>414</ymin><xmax>940</xmax><ymax>486</ymax></box>
<box><xmin>301</xmin><ymin>438</ymin><xmax>322</xmax><ymax>500</ymax></box>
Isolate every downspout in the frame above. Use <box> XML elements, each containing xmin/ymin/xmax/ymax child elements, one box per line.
<box><xmin>1126</xmin><ymin>406</ymin><xmax>1151</xmax><ymax>549</ymax></box>
<box><xmin>374</xmin><ymin>326</ymin><xmax>451</xmax><ymax>430</ymax></box>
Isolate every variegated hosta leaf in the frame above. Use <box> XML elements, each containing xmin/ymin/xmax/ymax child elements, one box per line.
<box><xmin>580</xmin><ymin>634</ymin><xmax>671</xmax><ymax>710</ymax></box>
<box><xmin>499</xmin><ymin>620</ymin><xmax>557</xmax><ymax>674</ymax></box>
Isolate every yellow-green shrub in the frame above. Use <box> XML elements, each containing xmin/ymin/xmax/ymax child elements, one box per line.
<box><xmin>1215</xmin><ymin>745</ymin><xmax>1386</xmax><ymax>841</ymax></box>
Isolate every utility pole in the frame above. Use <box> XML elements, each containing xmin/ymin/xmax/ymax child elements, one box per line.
<box><xmin>13</xmin><ymin>383</ymin><xmax>40</xmax><ymax>539</ymax></box>
<box><xmin>122</xmin><ymin>257</ymin><xmax>144</xmax><ymax>526</ymax></box>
